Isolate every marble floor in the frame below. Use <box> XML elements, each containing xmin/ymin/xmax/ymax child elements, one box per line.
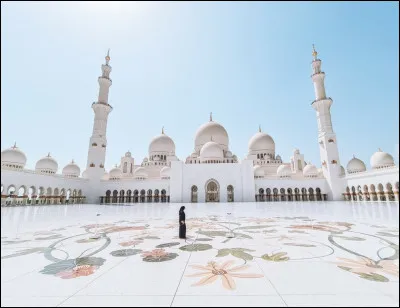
<box><xmin>1</xmin><ymin>201</ymin><xmax>399</xmax><ymax>307</ymax></box>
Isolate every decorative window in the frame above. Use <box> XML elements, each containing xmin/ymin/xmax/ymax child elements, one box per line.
<box><xmin>328</xmin><ymin>139</ymin><xmax>335</xmax><ymax>143</ymax></box>
<box><xmin>322</xmin><ymin>161</ymin><xmax>327</xmax><ymax>166</ymax></box>
<box><xmin>331</xmin><ymin>160</ymin><xmax>337</xmax><ymax>164</ymax></box>
<box><xmin>99</xmin><ymin>164</ymin><xmax>104</xmax><ymax>168</ymax></box>
<box><xmin>90</xmin><ymin>163</ymin><xmax>95</xmax><ymax>167</ymax></box>
<box><xmin>92</xmin><ymin>143</ymin><xmax>97</xmax><ymax>146</ymax></box>
<box><xmin>102</xmin><ymin>144</ymin><xmax>106</xmax><ymax>148</ymax></box>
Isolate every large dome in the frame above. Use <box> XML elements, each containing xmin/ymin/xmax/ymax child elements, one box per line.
<box><xmin>149</xmin><ymin>131</ymin><xmax>175</xmax><ymax>155</ymax></box>
<box><xmin>62</xmin><ymin>160</ymin><xmax>80</xmax><ymax>178</ymax></box>
<box><xmin>248</xmin><ymin>130</ymin><xmax>275</xmax><ymax>154</ymax></box>
<box><xmin>35</xmin><ymin>153</ymin><xmax>58</xmax><ymax>174</ymax></box>
<box><xmin>370</xmin><ymin>149</ymin><xmax>395</xmax><ymax>169</ymax></box>
<box><xmin>346</xmin><ymin>156</ymin><xmax>366</xmax><ymax>174</ymax></box>
<box><xmin>1</xmin><ymin>143</ymin><xmax>27</xmax><ymax>169</ymax></box>
<box><xmin>194</xmin><ymin>118</ymin><xmax>229</xmax><ymax>152</ymax></box>
<box><xmin>200</xmin><ymin>141</ymin><xmax>224</xmax><ymax>161</ymax></box>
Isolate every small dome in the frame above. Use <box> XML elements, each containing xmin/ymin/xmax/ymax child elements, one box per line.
<box><xmin>102</xmin><ymin>171</ymin><xmax>109</xmax><ymax>180</ymax></box>
<box><xmin>134</xmin><ymin>167</ymin><xmax>148</xmax><ymax>179</ymax></box>
<box><xmin>35</xmin><ymin>153</ymin><xmax>58</xmax><ymax>174</ymax></box>
<box><xmin>253</xmin><ymin>165</ymin><xmax>264</xmax><ymax>177</ymax></box>
<box><xmin>160</xmin><ymin>166</ymin><xmax>171</xmax><ymax>179</ymax></box>
<box><xmin>194</xmin><ymin>119</ymin><xmax>229</xmax><ymax>152</ymax></box>
<box><xmin>125</xmin><ymin>151</ymin><xmax>132</xmax><ymax>157</ymax></box>
<box><xmin>370</xmin><ymin>149</ymin><xmax>395</xmax><ymax>169</ymax></box>
<box><xmin>143</xmin><ymin>157</ymin><xmax>148</xmax><ymax>163</ymax></box>
<box><xmin>82</xmin><ymin>170</ymin><xmax>88</xmax><ymax>179</ymax></box>
<box><xmin>277</xmin><ymin>164</ymin><xmax>291</xmax><ymax>177</ymax></box>
<box><xmin>190</xmin><ymin>152</ymin><xmax>198</xmax><ymax>158</ymax></box>
<box><xmin>294</xmin><ymin>148</ymin><xmax>300</xmax><ymax>154</ymax></box>
<box><xmin>1</xmin><ymin>143</ymin><xmax>27</xmax><ymax>169</ymax></box>
<box><xmin>340</xmin><ymin>165</ymin><xmax>346</xmax><ymax>176</ymax></box>
<box><xmin>225</xmin><ymin>151</ymin><xmax>233</xmax><ymax>158</ymax></box>
<box><xmin>149</xmin><ymin>131</ymin><xmax>175</xmax><ymax>155</ymax></box>
<box><xmin>62</xmin><ymin>160</ymin><xmax>80</xmax><ymax>178</ymax></box>
<box><xmin>346</xmin><ymin>156</ymin><xmax>366</xmax><ymax>174</ymax></box>
<box><xmin>109</xmin><ymin>165</ymin><xmax>122</xmax><ymax>180</ymax></box>
<box><xmin>200</xmin><ymin>141</ymin><xmax>224</xmax><ymax>161</ymax></box>
<box><xmin>248</xmin><ymin>131</ymin><xmax>275</xmax><ymax>154</ymax></box>
<box><xmin>303</xmin><ymin>163</ymin><xmax>318</xmax><ymax>177</ymax></box>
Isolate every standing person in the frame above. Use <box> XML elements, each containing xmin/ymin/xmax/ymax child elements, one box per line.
<box><xmin>179</xmin><ymin>206</ymin><xmax>186</xmax><ymax>239</ymax></box>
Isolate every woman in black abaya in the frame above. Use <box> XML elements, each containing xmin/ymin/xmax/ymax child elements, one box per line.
<box><xmin>179</xmin><ymin>206</ymin><xmax>186</xmax><ymax>239</ymax></box>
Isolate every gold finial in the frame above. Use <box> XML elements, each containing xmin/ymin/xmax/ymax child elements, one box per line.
<box><xmin>105</xmin><ymin>49</ymin><xmax>110</xmax><ymax>63</ymax></box>
<box><xmin>259</xmin><ymin>125</ymin><xmax>261</xmax><ymax>133</ymax></box>
<box><xmin>71</xmin><ymin>159</ymin><xmax>75</xmax><ymax>163</ymax></box>
<box><xmin>312</xmin><ymin>44</ymin><xmax>318</xmax><ymax>59</ymax></box>
<box><xmin>162</xmin><ymin>126</ymin><xmax>164</xmax><ymax>134</ymax></box>
<box><xmin>378</xmin><ymin>148</ymin><xmax>382</xmax><ymax>152</ymax></box>
<box><xmin>210</xmin><ymin>112</ymin><xmax>213</xmax><ymax>122</ymax></box>
<box><xmin>47</xmin><ymin>152</ymin><xmax>51</xmax><ymax>157</ymax></box>
<box><xmin>12</xmin><ymin>142</ymin><xmax>17</xmax><ymax>148</ymax></box>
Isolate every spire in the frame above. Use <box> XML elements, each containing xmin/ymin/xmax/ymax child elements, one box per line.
<box><xmin>312</xmin><ymin>44</ymin><xmax>318</xmax><ymax>60</ymax></box>
<box><xmin>71</xmin><ymin>159</ymin><xmax>75</xmax><ymax>163</ymax></box>
<box><xmin>209</xmin><ymin>112</ymin><xmax>213</xmax><ymax>122</ymax></box>
<box><xmin>12</xmin><ymin>142</ymin><xmax>17</xmax><ymax>149</ymax></box>
<box><xmin>47</xmin><ymin>152</ymin><xmax>51</xmax><ymax>157</ymax></box>
<box><xmin>353</xmin><ymin>154</ymin><xmax>355</xmax><ymax>158</ymax></box>
<box><xmin>105</xmin><ymin>49</ymin><xmax>110</xmax><ymax>65</ymax></box>
<box><xmin>259</xmin><ymin>125</ymin><xmax>261</xmax><ymax>133</ymax></box>
<box><xmin>162</xmin><ymin>126</ymin><xmax>164</xmax><ymax>134</ymax></box>
<box><xmin>378</xmin><ymin>148</ymin><xmax>382</xmax><ymax>152</ymax></box>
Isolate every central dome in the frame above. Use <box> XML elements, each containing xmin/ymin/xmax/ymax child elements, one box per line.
<box><xmin>248</xmin><ymin>131</ymin><xmax>275</xmax><ymax>154</ymax></box>
<box><xmin>148</xmin><ymin>132</ymin><xmax>175</xmax><ymax>155</ymax></box>
<box><xmin>200</xmin><ymin>141</ymin><xmax>224</xmax><ymax>161</ymax></box>
<box><xmin>194</xmin><ymin>118</ymin><xmax>229</xmax><ymax>152</ymax></box>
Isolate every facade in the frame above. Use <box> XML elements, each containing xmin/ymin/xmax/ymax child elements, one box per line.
<box><xmin>1</xmin><ymin>47</ymin><xmax>399</xmax><ymax>206</ymax></box>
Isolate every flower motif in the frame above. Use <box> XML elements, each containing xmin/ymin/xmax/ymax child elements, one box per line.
<box><xmin>141</xmin><ymin>249</ymin><xmax>168</xmax><ymax>258</ymax></box>
<box><xmin>119</xmin><ymin>240</ymin><xmax>143</xmax><ymax>247</ymax></box>
<box><xmin>186</xmin><ymin>260</ymin><xmax>264</xmax><ymax>290</ymax></box>
<box><xmin>334</xmin><ymin>257</ymin><xmax>399</xmax><ymax>277</ymax></box>
<box><xmin>243</xmin><ymin>217</ymin><xmax>276</xmax><ymax>224</ymax></box>
<box><xmin>56</xmin><ymin>265</ymin><xmax>98</xmax><ymax>279</ymax></box>
<box><xmin>288</xmin><ymin>224</ymin><xmax>343</xmax><ymax>233</ymax></box>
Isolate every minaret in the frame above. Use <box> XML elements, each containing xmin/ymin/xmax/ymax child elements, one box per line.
<box><xmin>85</xmin><ymin>50</ymin><xmax>113</xmax><ymax>180</ymax></box>
<box><xmin>310</xmin><ymin>45</ymin><xmax>343</xmax><ymax>200</ymax></box>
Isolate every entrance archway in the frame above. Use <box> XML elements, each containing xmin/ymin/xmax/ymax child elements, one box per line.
<box><xmin>205</xmin><ymin>179</ymin><xmax>220</xmax><ymax>202</ymax></box>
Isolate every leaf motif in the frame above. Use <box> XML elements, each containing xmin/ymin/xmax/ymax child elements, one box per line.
<box><xmin>136</xmin><ymin>236</ymin><xmax>160</xmax><ymax>240</ymax></box>
<box><xmin>357</xmin><ymin>272</ymin><xmax>389</xmax><ymax>282</ymax></box>
<box><xmin>197</xmin><ymin>231</ymin><xmax>227</xmax><ymax>238</ymax></box>
<box><xmin>75</xmin><ymin>257</ymin><xmax>106</xmax><ymax>267</ymax></box>
<box><xmin>196</xmin><ymin>238</ymin><xmax>212</xmax><ymax>242</ymax></box>
<box><xmin>179</xmin><ymin>244</ymin><xmax>212</xmax><ymax>252</ymax></box>
<box><xmin>231</xmin><ymin>250</ymin><xmax>253</xmax><ymax>261</ymax></box>
<box><xmin>233</xmin><ymin>232</ymin><xmax>253</xmax><ymax>239</ymax></box>
<box><xmin>110</xmin><ymin>249</ymin><xmax>142</xmax><ymax>257</ymax></box>
<box><xmin>156</xmin><ymin>242</ymin><xmax>180</xmax><ymax>248</ymax></box>
<box><xmin>142</xmin><ymin>253</ymin><xmax>178</xmax><ymax>262</ymax></box>
<box><xmin>76</xmin><ymin>238</ymin><xmax>101</xmax><ymax>243</ymax></box>
<box><xmin>2</xmin><ymin>240</ymin><xmax>30</xmax><ymax>245</ymax></box>
<box><xmin>261</xmin><ymin>252</ymin><xmax>289</xmax><ymax>262</ymax></box>
<box><xmin>338</xmin><ymin>266</ymin><xmax>352</xmax><ymax>272</ymax></box>
<box><xmin>216</xmin><ymin>249</ymin><xmax>231</xmax><ymax>257</ymax></box>
<box><xmin>376</xmin><ymin>232</ymin><xmax>399</xmax><ymax>238</ymax></box>
<box><xmin>40</xmin><ymin>259</ymin><xmax>76</xmax><ymax>275</ymax></box>
<box><xmin>263</xmin><ymin>229</ymin><xmax>278</xmax><ymax>233</ymax></box>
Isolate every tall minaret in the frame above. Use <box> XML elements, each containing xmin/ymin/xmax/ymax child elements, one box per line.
<box><xmin>85</xmin><ymin>50</ymin><xmax>113</xmax><ymax>180</ymax></box>
<box><xmin>310</xmin><ymin>45</ymin><xmax>343</xmax><ymax>200</ymax></box>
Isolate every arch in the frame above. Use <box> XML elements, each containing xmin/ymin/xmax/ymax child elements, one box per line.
<box><xmin>227</xmin><ymin>185</ymin><xmax>234</xmax><ymax>202</ymax></box>
<box><xmin>133</xmin><ymin>189</ymin><xmax>139</xmax><ymax>203</ymax></box>
<box><xmin>316</xmin><ymin>187</ymin><xmax>322</xmax><ymax>201</ymax></box>
<box><xmin>287</xmin><ymin>188</ymin><xmax>293</xmax><ymax>201</ymax></box>
<box><xmin>140</xmin><ymin>189</ymin><xmax>146</xmax><ymax>203</ymax></box>
<box><xmin>126</xmin><ymin>189</ymin><xmax>132</xmax><ymax>203</ymax></box>
<box><xmin>123</xmin><ymin>162</ymin><xmax>127</xmax><ymax>173</ymax></box>
<box><xmin>105</xmin><ymin>190</ymin><xmax>111</xmax><ymax>203</ymax></box>
<box><xmin>154</xmin><ymin>189</ymin><xmax>160</xmax><ymax>203</ymax></box>
<box><xmin>308</xmin><ymin>188</ymin><xmax>314</xmax><ymax>201</ymax></box>
<box><xmin>266</xmin><ymin>188</ymin><xmax>271</xmax><ymax>201</ymax></box>
<box><xmin>280</xmin><ymin>188</ymin><xmax>286</xmax><ymax>201</ymax></box>
<box><xmin>112</xmin><ymin>190</ymin><xmax>118</xmax><ymax>203</ymax></box>
<box><xmin>351</xmin><ymin>186</ymin><xmax>357</xmax><ymax>201</ymax></box>
<box><xmin>66</xmin><ymin>189</ymin><xmax>71</xmax><ymax>203</ymax></box>
<box><xmin>18</xmin><ymin>186</ymin><xmax>26</xmax><ymax>197</ymax></box>
<box><xmin>147</xmin><ymin>189</ymin><xmax>153</xmax><ymax>202</ymax></box>
<box><xmin>161</xmin><ymin>189</ymin><xmax>167</xmax><ymax>203</ymax></box>
<box><xmin>386</xmin><ymin>183</ymin><xmax>395</xmax><ymax>201</ymax></box>
<box><xmin>294</xmin><ymin>188</ymin><xmax>300</xmax><ymax>201</ymax></box>
<box><xmin>273</xmin><ymin>188</ymin><xmax>279</xmax><ymax>202</ymax></box>
<box><xmin>301</xmin><ymin>187</ymin><xmax>307</xmax><ymax>201</ymax></box>
<box><xmin>7</xmin><ymin>184</ymin><xmax>16</xmax><ymax>196</ymax></box>
<box><xmin>119</xmin><ymin>190</ymin><xmax>125</xmax><ymax>203</ymax></box>
<box><xmin>258</xmin><ymin>188</ymin><xmax>264</xmax><ymax>202</ymax></box>
<box><xmin>205</xmin><ymin>179</ymin><xmax>220</xmax><ymax>203</ymax></box>
<box><xmin>377</xmin><ymin>183</ymin><xmax>385</xmax><ymax>201</ymax></box>
<box><xmin>357</xmin><ymin>185</ymin><xmax>363</xmax><ymax>201</ymax></box>
<box><xmin>363</xmin><ymin>185</ymin><xmax>370</xmax><ymax>201</ymax></box>
<box><xmin>191</xmin><ymin>185</ymin><xmax>198</xmax><ymax>203</ymax></box>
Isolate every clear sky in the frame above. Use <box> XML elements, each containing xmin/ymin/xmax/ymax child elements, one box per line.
<box><xmin>1</xmin><ymin>1</ymin><xmax>399</xmax><ymax>172</ymax></box>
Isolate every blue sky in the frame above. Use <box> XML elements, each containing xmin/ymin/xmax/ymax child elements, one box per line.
<box><xmin>1</xmin><ymin>1</ymin><xmax>399</xmax><ymax>171</ymax></box>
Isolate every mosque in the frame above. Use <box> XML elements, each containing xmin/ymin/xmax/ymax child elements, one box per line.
<box><xmin>1</xmin><ymin>47</ymin><xmax>399</xmax><ymax>206</ymax></box>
